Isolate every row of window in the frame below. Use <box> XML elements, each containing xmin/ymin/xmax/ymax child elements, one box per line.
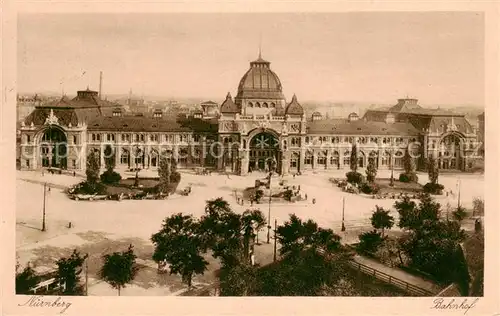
<box><xmin>288</xmin><ymin>155</ymin><xmax>404</xmax><ymax>167</ymax></box>
<box><xmin>302</xmin><ymin>136</ymin><xmax>416</xmax><ymax>145</ymax></box>
<box><xmin>89</xmin><ymin>133</ymin><xmax>202</xmax><ymax>143</ymax></box>
<box><xmin>247</xmin><ymin>102</ymin><xmax>276</xmax><ymax>108</ymax></box>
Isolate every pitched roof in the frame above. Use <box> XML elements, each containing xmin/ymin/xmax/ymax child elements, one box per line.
<box><xmin>285</xmin><ymin>94</ymin><xmax>304</xmax><ymax>115</ymax></box>
<box><xmin>87</xmin><ymin>115</ymin><xmax>218</xmax><ymax>133</ymax></box>
<box><xmin>307</xmin><ymin>119</ymin><xmax>420</xmax><ymax>136</ymax></box>
<box><xmin>220</xmin><ymin>92</ymin><xmax>239</xmax><ymax>114</ymax></box>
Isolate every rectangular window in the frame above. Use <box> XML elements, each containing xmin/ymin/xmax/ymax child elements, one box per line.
<box><xmin>96</xmin><ymin>134</ymin><xmax>101</xmax><ymax>141</ymax></box>
<box><xmin>135</xmin><ymin>134</ymin><xmax>139</xmax><ymax>142</ymax></box>
<box><xmin>92</xmin><ymin>134</ymin><xmax>96</xmax><ymax>141</ymax></box>
<box><xmin>26</xmin><ymin>159</ymin><xmax>30</xmax><ymax>168</ymax></box>
<box><xmin>73</xmin><ymin>135</ymin><xmax>77</xmax><ymax>144</ymax></box>
<box><xmin>194</xmin><ymin>134</ymin><xmax>200</xmax><ymax>142</ymax></box>
<box><xmin>141</xmin><ymin>134</ymin><xmax>145</xmax><ymax>142</ymax></box>
<box><xmin>72</xmin><ymin>159</ymin><xmax>77</xmax><ymax>168</ymax></box>
<box><xmin>27</xmin><ymin>135</ymin><xmax>31</xmax><ymax>143</ymax></box>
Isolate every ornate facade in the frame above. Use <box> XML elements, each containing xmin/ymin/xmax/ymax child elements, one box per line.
<box><xmin>18</xmin><ymin>54</ymin><xmax>480</xmax><ymax>174</ymax></box>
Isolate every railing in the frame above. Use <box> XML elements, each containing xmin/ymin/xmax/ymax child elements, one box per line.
<box><xmin>347</xmin><ymin>260</ymin><xmax>433</xmax><ymax>296</ymax></box>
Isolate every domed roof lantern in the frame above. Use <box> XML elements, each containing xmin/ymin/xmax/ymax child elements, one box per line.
<box><xmin>285</xmin><ymin>94</ymin><xmax>304</xmax><ymax>116</ymax></box>
<box><xmin>220</xmin><ymin>92</ymin><xmax>239</xmax><ymax>114</ymax></box>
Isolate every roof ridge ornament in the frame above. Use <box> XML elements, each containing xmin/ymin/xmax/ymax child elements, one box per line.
<box><xmin>45</xmin><ymin>109</ymin><xmax>59</xmax><ymax>125</ymax></box>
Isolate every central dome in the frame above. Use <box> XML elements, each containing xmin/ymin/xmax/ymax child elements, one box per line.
<box><xmin>235</xmin><ymin>54</ymin><xmax>285</xmax><ymax>100</ymax></box>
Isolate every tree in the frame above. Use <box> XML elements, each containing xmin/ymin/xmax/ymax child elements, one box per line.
<box><xmin>199</xmin><ymin>198</ymin><xmax>246</xmax><ymax>267</ymax></box>
<box><xmin>472</xmin><ymin>197</ymin><xmax>484</xmax><ymax>216</ymax></box>
<box><xmin>350</xmin><ymin>144</ymin><xmax>358</xmax><ymax>172</ymax></box>
<box><xmin>16</xmin><ymin>265</ymin><xmax>40</xmax><ymax>294</ymax></box>
<box><xmin>219</xmin><ymin>262</ymin><xmax>257</xmax><ymax>296</ymax></box>
<box><xmin>133</xmin><ymin>147</ymin><xmax>142</xmax><ymax>186</ymax></box>
<box><xmin>394</xmin><ymin>194</ymin><xmax>440</xmax><ymax>230</ymax></box>
<box><xmin>55</xmin><ymin>250</ymin><xmax>88</xmax><ymax>295</ymax></box>
<box><xmin>157</xmin><ymin>156</ymin><xmax>171</xmax><ymax>194</ymax></box>
<box><xmin>403</xmin><ymin>148</ymin><xmax>416</xmax><ymax>175</ymax></box>
<box><xmin>240</xmin><ymin>209</ymin><xmax>266</xmax><ymax>262</ymax></box>
<box><xmin>276</xmin><ymin>214</ymin><xmax>343</xmax><ymax>260</ymax></box>
<box><xmin>398</xmin><ymin>219</ymin><xmax>467</xmax><ymax>284</ymax></box>
<box><xmin>370</xmin><ymin>206</ymin><xmax>394</xmax><ymax>237</ymax></box>
<box><xmin>365</xmin><ymin>157</ymin><xmax>378</xmax><ymax>183</ymax></box>
<box><xmin>452</xmin><ymin>206</ymin><xmax>468</xmax><ymax>222</ymax></box>
<box><xmin>103</xmin><ymin>145</ymin><xmax>115</xmax><ymax>171</ymax></box>
<box><xmin>86</xmin><ymin>151</ymin><xmax>100</xmax><ymax>189</ymax></box>
<box><xmin>100</xmin><ymin>245</ymin><xmax>138</xmax><ymax>296</ymax></box>
<box><xmin>358</xmin><ymin>230</ymin><xmax>384</xmax><ymax>254</ymax></box>
<box><xmin>427</xmin><ymin>156</ymin><xmax>439</xmax><ymax>184</ymax></box>
<box><xmin>394</xmin><ymin>195</ymin><xmax>418</xmax><ymax>230</ymax></box>
<box><xmin>151</xmin><ymin>214</ymin><xmax>209</xmax><ymax>288</ymax></box>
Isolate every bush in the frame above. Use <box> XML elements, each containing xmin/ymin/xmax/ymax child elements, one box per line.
<box><xmin>399</xmin><ymin>172</ymin><xmax>418</xmax><ymax>183</ymax></box>
<box><xmin>100</xmin><ymin>170</ymin><xmax>122</xmax><ymax>184</ymax></box>
<box><xmin>170</xmin><ymin>172</ymin><xmax>181</xmax><ymax>184</ymax></box>
<box><xmin>423</xmin><ymin>182</ymin><xmax>444</xmax><ymax>195</ymax></box>
<box><xmin>452</xmin><ymin>206</ymin><xmax>468</xmax><ymax>222</ymax></box>
<box><xmin>360</xmin><ymin>183</ymin><xmax>380</xmax><ymax>194</ymax></box>
<box><xmin>346</xmin><ymin>171</ymin><xmax>365</xmax><ymax>185</ymax></box>
<box><xmin>72</xmin><ymin>181</ymin><xmax>107</xmax><ymax>195</ymax></box>
<box><xmin>358</xmin><ymin>230</ymin><xmax>384</xmax><ymax>254</ymax></box>
<box><xmin>283</xmin><ymin>189</ymin><xmax>293</xmax><ymax>202</ymax></box>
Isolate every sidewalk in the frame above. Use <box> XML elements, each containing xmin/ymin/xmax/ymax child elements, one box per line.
<box><xmin>352</xmin><ymin>254</ymin><xmax>442</xmax><ymax>294</ymax></box>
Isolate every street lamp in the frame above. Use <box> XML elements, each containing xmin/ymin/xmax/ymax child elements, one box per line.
<box><xmin>341</xmin><ymin>196</ymin><xmax>346</xmax><ymax>232</ymax></box>
<box><xmin>266</xmin><ymin>156</ymin><xmax>277</xmax><ymax>244</ymax></box>
<box><xmin>42</xmin><ymin>182</ymin><xmax>47</xmax><ymax>232</ymax></box>
<box><xmin>390</xmin><ymin>149</ymin><xmax>395</xmax><ymax>187</ymax></box>
<box><xmin>273</xmin><ymin>219</ymin><xmax>277</xmax><ymax>262</ymax></box>
<box><xmin>457</xmin><ymin>178</ymin><xmax>461</xmax><ymax>209</ymax></box>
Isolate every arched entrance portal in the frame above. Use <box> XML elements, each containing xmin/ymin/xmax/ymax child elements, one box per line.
<box><xmin>439</xmin><ymin>133</ymin><xmax>463</xmax><ymax>170</ymax></box>
<box><xmin>249</xmin><ymin>132</ymin><xmax>280</xmax><ymax>173</ymax></box>
<box><xmin>40</xmin><ymin>127</ymin><xmax>68</xmax><ymax>169</ymax></box>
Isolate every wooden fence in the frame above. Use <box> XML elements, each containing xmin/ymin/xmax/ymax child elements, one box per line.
<box><xmin>347</xmin><ymin>260</ymin><xmax>433</xmax><ymax>296</ymax></box>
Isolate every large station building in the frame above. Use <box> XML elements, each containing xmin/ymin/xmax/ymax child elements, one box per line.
<box><xmin>18</xmin><ymin>54</ymin><xmax>481</xmax><ymax>175</ymax></box>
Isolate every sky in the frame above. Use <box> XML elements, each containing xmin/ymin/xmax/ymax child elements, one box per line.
<box><xmin>18</xmin><ymin>12</ymin><xmax>484</xmax><ymax>105</ymax></box>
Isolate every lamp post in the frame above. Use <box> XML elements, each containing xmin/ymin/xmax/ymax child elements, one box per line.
<box><xmin>85</xmin><ymin>254</ymin><xmax>89</xmax><ymax>296</ymax></box>
<box><xmin>42</xmin><ymin>182</ymin><xmax>47</xmax><ymax>232</ymax></box>
<box><xmin>266</xmin><ymin>171</ymin><xmax>272</xmax><ymax>244</ymax></box>
<box><xmin>341</xmin><ymin>196</ymin><xmax>346</xmax><ymax>232</ymax></box>
<box><xmin>273</xmin><ymin>219</ymin><xmax>277</xmax><ymax>262</ymax></box>
<box><xmin>266</xmin><ymin>157</ymin><xmax>277</xmax><ymax>244</ymax></box>
<box><xmin>457</xmin><ymin>178</ymin><xmax>461</xmax><ymax>209</ymax></box>
<box><xmin>390</xmin><ymin>149</ymin><xmax>395</xmax><ymax>187</ymax></box>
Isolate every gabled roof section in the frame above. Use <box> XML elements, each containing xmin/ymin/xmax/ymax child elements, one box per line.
<box><xmin>220</xmin><ymin>92</ymin><xmax>239</xmax><ymax>114</ymax></box>
<box><xmin>307</xmin><ymin>119</ymin><xmax>420</xmax><ymax>136</ymax></box>
<box><xmin>285</xmin><ymin>94</ymin><xmax>304</xmax><ymax>115</ymax></box>
<box><xmin>389</xmin><ymin>98</ymin><xmax>422</xmax><ymax>112</ymax></box>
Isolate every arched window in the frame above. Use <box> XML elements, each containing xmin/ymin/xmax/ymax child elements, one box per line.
<box><xmin>263</xmin><ymin>102</ymin><xmax>268</xmax><ymax>108</ymax></box>
<box><xmin>248</xmin><ymin>102</ymin><xmax>253</xmax><ymax>108</ymax></box>
<box><xmin>256</xmin><ymin>102</ymin><xmax>261</xmax><ymax>108</ymax></box>
<box><xmin>305</xmin><ymin>151</ymin><xmax>313</xmax><ymax>165</ymax></box>
<box><xmin>270</xmin><ymin>102</ymin><xmax>276</xmax><ymax>108</ymax></box>
<box><xmin>290</xmin><ymin>152</ymin><xmax>299</xmax><ymax>169</ymax></box>
<box><xmin>330</xmin><ymin>151</ymin><xmax>339</xmax><ymax>167</ymax></box>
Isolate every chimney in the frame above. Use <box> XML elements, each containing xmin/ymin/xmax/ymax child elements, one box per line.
<box><xmin>99</xmin><ymin>71</ymin><xmax>103</xmax><ymax>100</ymax></box>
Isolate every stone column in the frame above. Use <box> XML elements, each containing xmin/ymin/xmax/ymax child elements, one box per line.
<box><xmin>100</xmin><ymin>144</ymin><xmax>105</xmax><ymax>170</ymax></box>
<box><xmin>115</xmin><ymin>143</ymin><xmax>120</xmax><ymax>169</ymax></box>
<box><xmin>281</xmin><ymin>150</ymin><xmax>289</xmax><ymax>175</ymax></box>
<box><xmin>240</xmin><ymin>149</ymin><xmax>249</xmax><ymax>175</ymax></box>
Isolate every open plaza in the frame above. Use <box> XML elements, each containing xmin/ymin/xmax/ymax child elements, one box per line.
<box><xmin>15</xmin><ymin>168</ymin><xmax>484</xmax><ymax>296</ymax></box>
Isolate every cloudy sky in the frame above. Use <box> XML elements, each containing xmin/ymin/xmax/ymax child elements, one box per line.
<box><xmin>18</xmin><ymin>12</ymin><xmax>484</xmax><ymax>105</ymax></box>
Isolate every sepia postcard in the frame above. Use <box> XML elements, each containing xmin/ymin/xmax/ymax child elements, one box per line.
<box><xmin>1</xmin><ymin>1</ymin><xmax>499</xmax><ymax>316</ymax></box>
